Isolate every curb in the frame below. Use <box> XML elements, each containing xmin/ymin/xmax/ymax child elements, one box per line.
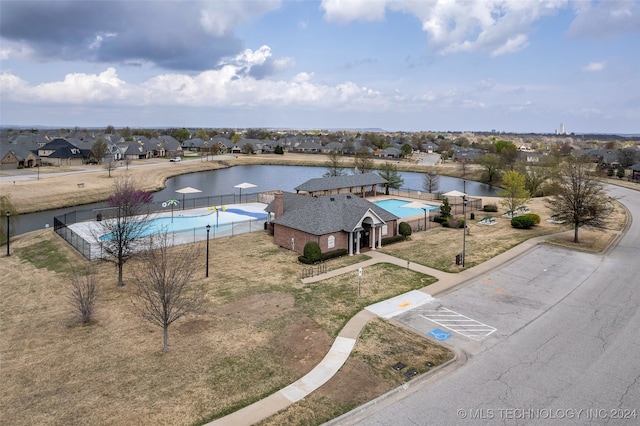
<box><xmin>323</xmin><ymin>348</ymin><xmax>467</xmax><ymax>426</ymax></box>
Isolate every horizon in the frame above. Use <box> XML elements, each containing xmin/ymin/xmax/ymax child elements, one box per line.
<box><xmin>3</xmin><ymin>124</ymin><xmax>640</xmax><ymax>138</ymax></box>
<box><xmin>1</xmin><ymin>1</ymin><xmax>639</xmax><ymax>134</ymax></box>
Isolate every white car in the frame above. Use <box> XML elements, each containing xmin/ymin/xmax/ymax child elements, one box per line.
<box><xmin>169</xmin><ymin>157</ymin><xmax>181</xmax><ymax>162</ymax></box>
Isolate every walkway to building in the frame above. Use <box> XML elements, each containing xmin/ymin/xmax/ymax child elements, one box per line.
<box><xmin>208</xmin><ymin>233</ymin><xmax>573</xmax><ymax>426</ymax></box>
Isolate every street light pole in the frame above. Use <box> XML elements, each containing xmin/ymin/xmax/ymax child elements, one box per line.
<box><xmin>205</xmin><ymin>224</ymin><xmax>211</xmax><ymax>277</ymax></box>
<box><xmin>462</xmin><ymin>180</ymin><xmax>467</xmax><ymax>267</ymax></box>
<box><xmin>422</xmin><ymin>207</ymin><xmax>427</xmax><ymax>230</ymax></box>
<box><xmin>5</xmin><ymin>211</ymin><xmax>10</xmax><ymax>257</ymax></box>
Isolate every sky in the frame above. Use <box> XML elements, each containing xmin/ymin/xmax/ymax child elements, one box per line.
<box><xmin>1</xmin><ymin>0</ymin><xmax>639</xmax><ymax>134</ymax></box>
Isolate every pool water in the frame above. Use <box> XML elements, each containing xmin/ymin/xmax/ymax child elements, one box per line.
<box><xmin>374</xmin><ymin>199</ymin><xmax>438</xmax><ymax>218</ymax></box>
<box><xmin>99</xmin><ymin>207</ymin><xmax>267</xmax><ymax>241</ymax></box>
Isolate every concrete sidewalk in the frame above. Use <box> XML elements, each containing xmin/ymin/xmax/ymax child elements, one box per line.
<box><xmin>207</xmin><ymin>233</ymin><xmax>568</xmax><ymax>426</ymax></box>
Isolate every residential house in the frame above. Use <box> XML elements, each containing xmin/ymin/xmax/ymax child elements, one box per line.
<box><xmin>0</xmin><ymin>141</ymin><xmax>39</xmax><ymax>169</ymax></box>
<box><xmin>293</xmin><ymin>140</ymin><xmax>323</xmax><ymax>154</ymax></box>
<box><xmin>37</xmin><ymin>138</ymin><xmax>89</xmax><ymax>166</ymax></box>
<box><xmin>321</xmin><ymin>141</ymin><xmax>344</xmax><ymax>154</ymax></box>
<box><xmin>157</xmin><ymin>135</ymin><xmax>183</xmax><ymax>158</ymax></box>
<box><xmin>518</xmin><ymin>151</ymin><xmax>544</xmax><ymax>163</ymax></box>
<box><xmin>375</xmin><ymin>147</ymin><xmax>402</xmax><ymax>158</ymax></box>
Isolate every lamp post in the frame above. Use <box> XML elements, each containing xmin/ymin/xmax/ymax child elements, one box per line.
<box><xmin>422</xmin><ymin>207</ymin><xmax>427</xmax><ymax>230</ymax></box>
<box><xmin>462</xmin><ymin>180</ymin><xmax>467</xmax><ymax>267</ymax></box>
<box><xmin>5</xmin><ymin>211</ymin><xmax>10</xmax><ymax>257</ymax></box>
<box><xmin>205</xmin><ymin>224</ymin><xmax>211</xmax><ymax>278</ymax></box>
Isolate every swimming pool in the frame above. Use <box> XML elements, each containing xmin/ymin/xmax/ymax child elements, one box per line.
<box><xmin>99</xmin><ymin>205</ymin><xmax>268</xmax><ymax>241</ymax></box>
<box><xmin>374</xmin><ymin>199</ymin><xmax>438</xmax><ymax>219</ymax></box>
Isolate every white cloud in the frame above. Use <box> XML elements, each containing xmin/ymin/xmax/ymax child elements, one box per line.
<box><xmin>0</xmin><ymin>47</ymin><xmax>386</xmax><ymax>110</ymax></box>
<box><xmin>568</xmin><ymin>0</ymin><xmax>640</xmax><ymax>38</ymax></box>
<box><xmin>199</xmin><ymin>0</ymin><xmax>282</xmax><ymax>37</ymax></box>
<box><xmin>321</xmin><ymin>0</ymin><xmax>388</xmax><ymax>23</ymax></box>
<box><xmin>321</xmin><ymin>0</ymin><xmax>567</xmax><ymax>56</ymax></box>
<box><xmin>490</xmin><ymin>34</ymin><xmax>529</xmax><ymax>57</ymax></box>
<box><xmin>0</xmin><ymin>40</ymin><xmax>34</xmax><ymax>61</ymax></box>
<box><xmin>582</xmin><ymin>61</ymin><xmax>606</xmax><ymax>72</ymax></box>
<box><xmin>1</xmin><ymin>68</ymin><xmax>133</xmax><ymax>104</ymax></box>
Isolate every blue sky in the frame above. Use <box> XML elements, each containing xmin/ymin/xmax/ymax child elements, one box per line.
<box><xmin>1</xmin><ymin>0</ymin><xmax>639</xmax><ymax>133</ymax></box>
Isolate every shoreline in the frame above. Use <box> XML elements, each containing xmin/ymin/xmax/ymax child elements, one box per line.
<box><xmin>1</xmin><ymin>153</ymin><xmax>481</xmax><ymax>214</ymax></box>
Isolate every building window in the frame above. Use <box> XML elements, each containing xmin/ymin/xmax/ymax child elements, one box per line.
<box><xmin>328</xmin><ymin>235</ymin><xmax>335</xmax><ymax>249</ymax></box>
<box><xmin>382</xmin><ymin>225</ymin><xmax>388</xmax><ymax>236</ymax></box>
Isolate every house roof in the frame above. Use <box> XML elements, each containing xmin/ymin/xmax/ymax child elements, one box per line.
<box><xmin>266</xmin><ymin>192</ymin><xmax>398</xmax><ymax>235</ymax></box>
<box><xmin>1</xmin><ymin>141</ymin><xmax>38</xmax><ymax>161</ymax></box>
<box><xmin>295</xmin><ymin>173</ymin><xmax>388</xmax><ymax>193</ymax></box>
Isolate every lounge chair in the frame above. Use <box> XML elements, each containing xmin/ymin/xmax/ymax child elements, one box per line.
<box><xmin>478</xmin><ymin>216</ymin><xmax>497</xmax><ymax>225</ymax></box>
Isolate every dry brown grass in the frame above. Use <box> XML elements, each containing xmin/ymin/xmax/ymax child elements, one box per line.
<box><xmin>380</xmin><ymin>196</ymin><xmax>576</xmax><ymax>271</ymax></box>
<box><xmin>0</xmin><ymin>227</ymin><xmax>446</xmax><ymax>426</ymax></box>
<box><xmin>257</xmin><ymin>318</ymin><xmax>454</xmax><ymax>426</ymax></box>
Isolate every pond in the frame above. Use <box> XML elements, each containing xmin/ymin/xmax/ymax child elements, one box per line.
<box><xmin>15</xmin><ymin>164</ymin><xmax>497</xmax><ymax>235</ymax></box>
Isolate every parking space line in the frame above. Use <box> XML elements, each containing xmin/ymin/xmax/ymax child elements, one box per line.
<box><xmin>419</xmin><ymin>307</ymin><xmax>497</xmax><ymax>340</ymax></box>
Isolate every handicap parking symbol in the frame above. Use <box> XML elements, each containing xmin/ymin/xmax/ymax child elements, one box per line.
<box><xmin>428</xmin><ymin>328</ymin><xmax>452</xmax><ymax>341</ymax></box>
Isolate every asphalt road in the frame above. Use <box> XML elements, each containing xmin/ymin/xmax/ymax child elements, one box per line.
<box><xmin>349</xmin><ymin>185</ymin><xmax>640</xmax><ymax>425</ymax></box>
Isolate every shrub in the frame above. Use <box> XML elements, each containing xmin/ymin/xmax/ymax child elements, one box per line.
<box><xmin>398</xmin><ymin>222</ymin><xmax>412</xmax><ymax>237</ymax></box>
<box><xmin>511</xmin><ymin>215</ymin><xmax>535</xmax><ymax>229</ymax></box>
<box><xmin>303</xmin><ymin>241</ymin><xmax>322</xmax><ymax>263</ymax></box>
<box><xmin>381</xmin><ymin>235</ymin><xmax>405</xmax><ymax>245</ymax></box>
<box><xmin>299</xmin><ymin>248</ymin><xmax>349</xmax><ymax>264</ymax></box>
<box><xmin>483</xmin><ymin>204</ymin><xmax>498</xmax><ymax>212</ymax></box>
<box><xmin>447</xmin><ymin>217</ymin><xmax>464</xmax><ymax>228</ymax></box>
<box><xmin>440</xmin><ymin>197</ymin><xmax>452</xmax><ymax>218</ymax></box>
<box><xmin>522</xmin><ymin>213</ymin><xmax>541</xmax><ymax>224</ymax></box>
<box><xmin>433</xmin><ymin>216</ymin><xmax>447</xmax><ymax>225</ymax></box>
<box><xmin>320</xmin><ymin>249</ymin><xmax>348</xmax><ymax>261</ymax></box>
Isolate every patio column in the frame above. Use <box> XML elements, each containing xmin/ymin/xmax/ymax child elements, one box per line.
<box><xmin>348</xmin><ymin>232</ymin><xmax>353</xmax><ymax>256</ymax></box>
<box><xmin>355</xmin><ymin>230</ymin><xmax>361</xmax><ymax>255</ymax></box>
<box><xmin>377</xmin><ymin>225</ymin><xmax>383</xmax><ymax>248</ymax></box>
<box><xmin>370</xmin><ymin>227</ymin><xmax>376</xmax><ymax>250</ymax></box>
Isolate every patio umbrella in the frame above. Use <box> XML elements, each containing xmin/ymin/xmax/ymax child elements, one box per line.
<box><xmin>443</xmin><ymin>190</ymin><xmax>467</xmax><ymax>198</ymax></box>
<box><xmin>175</xmin><ymin>186</ymin><xmax>202</xmax><ymax>210</ymax></box>
<box><xmin>233</xmin><ymin>182</ymin><xmax>257</xmax><ymax>203</ymax></box>
<box><xmin>401</xmin><ymin>201</ymin><xmax>432</xmax><ymax>230</ymax></box>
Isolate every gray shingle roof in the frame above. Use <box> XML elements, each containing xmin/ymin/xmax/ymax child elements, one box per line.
<box><xmin>266</xmin><ymin>192</ymin><xmax>397</xmax><ymax>235</ymax></box>
<box><xmin>295</xmin><ymin>173</ymin><xmax>388</xmax><ymax>193</ymax></box>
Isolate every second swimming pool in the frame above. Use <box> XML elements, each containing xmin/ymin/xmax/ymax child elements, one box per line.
<box><xmin>373</xmin><ymin>199</ymin><xmax>438</xmax><ymax>218</ymax></box>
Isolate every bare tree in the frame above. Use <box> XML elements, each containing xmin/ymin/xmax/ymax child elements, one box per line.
<box><xmin>354</xmin><ymin>148</ymin><xmax>374</xmax><ymax>174</ymax></box>
<box><xmin>104</xmin><ymin>159</ymin><xmax>118</xmax><ymax>177</ymax></box>
<box><xmin>68</xmin><ymin>267</ymin><xmax>98</xmax><ymax>324</ymax></box>
<box><xmin>546</xmin><ymin>157</ymin><xmax>611</xmax><ymax>243</ymax></box>
<box><xmin>90</xmin><ymin>138</ymin><xmax>109</xmax><ymax>164</ymax></box>
<box><xmin>94</xmin><ymin>177</ymin><xmax>153</xmax><ymax>286</ymax></box>
<box><xmin>324</xmin><ymin>148</ymin><xmax>347</xmax><ymax>177</ymax></box>
<box><xmin>422</xmin><ymin>169</ymin><xmax>440</xmax><ymax>193</ymax></box>
<box><xmin>131</xmin><ymin>232</ymin><xmax>205</xmax><ymax>352</ymax></box>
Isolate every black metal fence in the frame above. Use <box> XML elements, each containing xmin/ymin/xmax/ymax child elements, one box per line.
<box><xmin>53</xmin><ymin>187</ymin><xmax>482</xmax><ymax>260</ymax></box>
<box><xmin>53</xmin><ymin>191</ymin><xmax>269</xmax><ymax>261</ymax></box>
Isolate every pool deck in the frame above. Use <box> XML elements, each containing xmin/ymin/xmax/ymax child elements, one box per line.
<box><xmin>67</xmin><ymin>202</ymin><xmax>269</xmax><ymax>259</ymax></box>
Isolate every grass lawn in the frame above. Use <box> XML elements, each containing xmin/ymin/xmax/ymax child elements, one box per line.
<box><xmin>0</xmin><ymin>229</ymin><xmax>449</xmax><ymax>426</ymax></box>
